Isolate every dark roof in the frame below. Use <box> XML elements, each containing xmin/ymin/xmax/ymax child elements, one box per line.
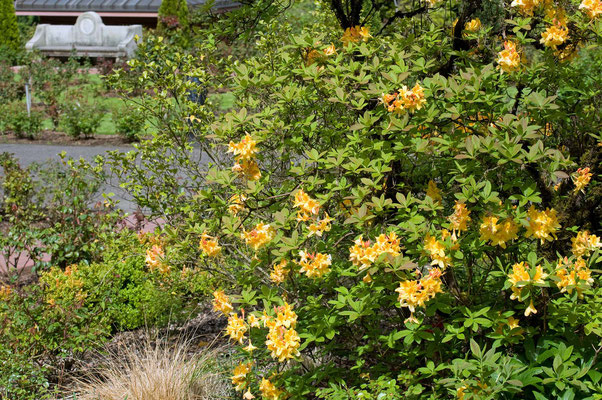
<box><xmin>15</xmin><ymin>0</ymin><xmax>238</xmax><ymax>13</ymax></box>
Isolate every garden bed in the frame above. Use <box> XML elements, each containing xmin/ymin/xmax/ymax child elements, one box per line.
<box><xmin>0</xmin><ymin>131</ymin><xmax>134</xmax><ymax>146</ymax></box>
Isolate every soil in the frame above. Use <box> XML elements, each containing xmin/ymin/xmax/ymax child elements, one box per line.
<box><xmin>0</xmin><ymin>131</ymin><xmax>134</xmax><ymax>146</ymax></box>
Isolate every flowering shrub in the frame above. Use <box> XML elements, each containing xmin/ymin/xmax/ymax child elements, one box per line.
<box><xmin>102</xmin><ymin>1</ymin><xmax>602</xmax><ymax>398</ymax></box>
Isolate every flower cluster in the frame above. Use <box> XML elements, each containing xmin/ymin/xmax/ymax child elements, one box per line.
<box><xmin>510</xmin><ymin>0</ymin><xmax>540</xmax><ymax>15</ymax></box>
<box><xmin>524</xmin><ymin>206</ymin><xmax>560</xmax><ymax>243</ymax></box>
<box><xmin>540</xmin><ymin>23</ymin><xmax>568</xmax><ymax>49</ymax></box>
<box><xmin>426</xmin><ymin>180</ymin><xmax>442</xmax><ymax>203</ymax></box>
<box><xmin>424</xmin><ymin>234</ymin><xmax>451</xmax><ymax>268</ymax></box>
<box><xmin>297</xmin><ymin>250</ymin><xmax>332</xmax><ymax>278</ymax></box>
<box><xmin>200</xmin><ymin>231</ymin><xmax>221</xmax><ymax>257</ymax></box>
<box><xmin>580</xmin><ymin>0</ymin><xmax>602</xmax><ymax>18</ymax></box>
<box><xmin>270</xmin><ymin>259</ymin><xmax>289</xmax><ymax>284</ymax></box>
<box><xmin>349</xmin><ymin>232</ymin><xmax>401</xmax><ymax>271</ymax></box>
<box><xmin>381</xmin><ymin>83</ymin><xmax>427</xmax><ymax>114</ymax></box>
<box><xmin>229</xmin><ymin>193</ymin><xmax>247</xmax><ymax>215</ymax></box>
<box><xmin>448</xmin><ymin>201</ymin><xmax>471</xmax><ymax>237</ymax></box>
<box><xmin>264</xmin><ymin>303</ymin><xmax>300</xmax><ymax>362</ymax></box>
<box><xmin>226</xmin><ymin>313</ymin><xmax>248</xmax><ymax>344</ymax></box>
<box><xmin>241</xmin><ymin>222</ymin><xmax>276</xmax><ymax>250</ymax></box>
<box><xmin>293</xmin><ymin>189</ymin><xmax>320</xmax><ymax>221</ymax></box>
<box><xmin>396</xmin><ymin>267</ymin><xmax>444</xmax><ymax>323</ymax></box>
<box><xmin>308</xmin><ymin>214</ymin><xmax>333</xmax><ymax>237</ymax></box>
<box><xmin>464</xmin><ymin>18</ymin><xmax>482</xmax><ymax>33</ymax></box>
<box><xmin>572</xmin><ymin>167</ymin><xmax>592</xmax><ymax>193</ymax></box>
<box><xmin>213</xmin><ymin>290</ymin><xmax>234</xmax><ymax>315</ymax></box>
<box><xmin>229</xmin><ymin>134</ymin><xmax>261</xmax><ymax>181</ymax></box>
<box><xmin>260</xmin><ymin>377</ymin><xmax>283</xmax><ymax>400</ymax></box>
<box><xmin>145</xmin><ymin>244</ymin><xmax>170</xmax><ymax>274</ymax></box>
<box><xmin>479</xmin><ymin>216</ymin><xmax>519</xmax><ymax>248</ymax></box>
<box><xmin>232</xmin><ymin>361</ymin><xmax>253</xmax><ymax>391</ymax></box>
<box><xmin>507</xmin><ymin>262</ymin><xmax>547</xmax><ymax>316</ymax></box>
<box><xmin>497</xmin><ymin>41</ymin><xmax>522</xmax><ymax>73</ymax></box>
<box><xmin>555</xmin><ymin>257</ymin><xmax>594</xmax><ymax>296</ymax></box>
<box><xmin>340</xmin><ymin>25</ymin><xmax>371</xmax><ymax>46</ymax></box>
<box><xmin>571</xmin><ymin>231</ymin><xmax>601</xmax><ymax>258</ymax></box>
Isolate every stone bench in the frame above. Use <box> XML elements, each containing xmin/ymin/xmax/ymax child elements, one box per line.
<box><xmin>26</xmin><ymin>12</ymin><xmax>142</xmax><ymax>60</ymax></box>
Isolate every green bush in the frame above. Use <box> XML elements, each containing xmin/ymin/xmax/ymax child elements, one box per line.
<box><xmin>1</xmin><ymin>101</ymin><xmax>43</xmax><ymax>139</ymax></box>
<box><xmin>0</xmin><ymin>62</ymin><xmax>24</xmax><ymax>105</ymax></box>
<box><xmin>114</xmin><ymin>109</ymin><xmax>145</xmax><ymax>142</ymax></box>
<box><xmin>0</xmin><ymin>0</ymin><xmax>21</xmax><ymax>63</ymax></box>
<box><xmin>60</xmin><ymin>95</ymin><xmax>104</xmax><ymax>139</ymax></box>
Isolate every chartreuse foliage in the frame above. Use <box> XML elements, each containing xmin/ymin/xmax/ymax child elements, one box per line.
<box><xmin>101</xmin><ymin>1</ymin><xmax>602</xmax><ymax>399</ymax></box>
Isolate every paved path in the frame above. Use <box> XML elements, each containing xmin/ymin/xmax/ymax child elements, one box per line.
<box><xmin>0</xmin><ymin>143</ymin><xmax>137</xmax><ymax>212</ymax></box>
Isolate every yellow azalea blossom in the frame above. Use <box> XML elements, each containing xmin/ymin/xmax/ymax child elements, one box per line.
<box><xmin>243</xmin><ymin>339</ymin><xmax>257</xmax><ymax>353</ymax></box>
<box><xmin>571</xmin><ymin>230</ymin><xmax>602</xmax><ymax>258</ymax></box>
<box><xmin>226</xmin><ymin>313</ymin><xmax>248</xmax><ymax>344</ymax></box>
<box><xmin>241</xmin><ymin>223</ymin><xmax>276</xmax><ymax>250</ymax></box>
<box><xmin>228</xmin><ymin>193</ymin><xmax>247</xmax><ymax>215</ymax></box>
<box><xmin>448</xmin><ymin>201</ymin><xmax>471</xmax><ymax>236</ymax></box>
<box><xmin>579</xmin><ymin>0</ymin><xmax>602</xmax><ymax>18</ymax></box>
<box><xmin>270</xmin><ymin>259</ymin><xmax>289</xmax><ymax>284</ymax></box>
<box><xmin>479</xmin><ymin>216</ymin><xmax>519</xmax><ymax>248</ymax></box>
<box><xmin>0</xmin><ymin>285</ymin><xmax>11</xmax><ymax>300</ymax></box>
<box><xmin>266</xmin><ymin>325</ymin><xmax>301</xmax><ymax>362</ymax></box>
<box><xmin>227</xmin><ymin>134</ymin><xmax>258</xmax><ymax>161</ymax></box>
<box><xmin>464</xmin><ymin>18</ymin><xmax>482</xmax><ymax>33</ymax></box>
<box><xmin>232</xmin><ymin>159</ymin><xmax>261</xmax><ymax>181</ymax></box>
<box><xmin>145</xmin><ymin>244</ymin><xmax>170</xmax><ymax>274</ymax></box>
<box><xmin>426</xmin><ymin>180</ymin><xmax>442</xmax><ymax>204</ymax></box>
<box><xmin>341</xmin><ymin>25</ymin><xmax>371</xmax><ymax>46</ymax></box>
<box><xmin>273</xmin><ymin>302</ymin><xmax>298</xmax><ymax>329</ymax></box>
<box><xmin>507</xmin><ymin>262</ymin><xmax>547</xmax><ymax>309</ymax></box>
<box><xmin>399</xmin><ymin>83</ymin><xmax>427</xmax><ymax>112</ymax></box>
<box><xmin>231</xmin><ymin>362</ymin><xmax>253</xmax><ymax>391</ymax></box>
<box><xmin>307</xmin><ymin>213</ymin><xmax>333</xmax><ymax>237</ymax></box>
<box><xmin>324</xmin><ymin>43</ymin><xmax>336</xmax><ymax>56</ymax></box>
<box><xmin>572</xmin><ymin>167</ymin><xmax>592</xmax><ymax>193</ymax></box>
<box><xmin>424</xmin><ymin>234</ymin><xmax>451</xmax><ymax>268</ymax></box>
<box><xmin>396</xmin><ymin>267</ymin><xmax>444</xmax><ymax>323</ymax></box>
<box><xmin>247</xmin><ymin>314</ymin><xmax>261</xmax><ymax>328</ymax></box>
<box><xmin>555</xmin><ymin>257</ymin><xmax>594</xmax><ymax>296</ymax></box>
<box><xmin>348</xmin><ymin>232</ymin><xmax>401</xmax><ymax>270</ymax></box>
<box><xmin>510</xmin><ymin>0</ymin><xmax>540</xmax><ymax>15</ymax></box>
<box><xmin>243</xmin><ymin>390</ymin><xmax>255</xmax><ymax>400</ymax></box>
<box><xmin>525</xmin><ymin>206</ymin><xmax>560</xmax><ymax>243</ymax></box>
<box><xmin>200</xmin><ymin>232</ymin><xmax>221</xmax><ymax>257</ymax></box>
<box><xmin>293</xmin><ymin>189</ymin><xmax>320</xmax><ymax>219</ymax></box>
<box><xmin>260</xmin><ymin>378</ymin><xmax>283</xmax><ymax>400</ymax></box>
<box><xmin>497</xmin><ymin>41</ymin><xmax>521</xmax><ymax>73</ymax></box>
<box><xmin>524</xmin><ymin>299</ymin><xmax>537</xmax><ymax>317</ymax></box>
<box><xmin>212</xmin><ymin>290</ymin><xmax>233</xmax><ymax>315</ymax></box>
<box><xmin>540</xmin><ymin>24</ymin><xmax>568</xmax><ymax>49</ymax></box>
<box><xmin>507</xmin><ymin>316</ymin><xmax>520</xmax><ymax>330</ymax></box>
<box><xmin>298</xmin><ymin>250</ymin><xmax>332</xmax><ymax>278</ymax></box>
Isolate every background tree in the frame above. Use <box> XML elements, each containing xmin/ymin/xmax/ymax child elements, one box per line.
<box><xmin>158</xmin><ymin>0</ymin><xmax>189</xmax><ymax>32</ymax></box>
<box><xmin>0</xmin><ymin>0</ymin><xmax>21</xmax><ymax>57</ymax></box>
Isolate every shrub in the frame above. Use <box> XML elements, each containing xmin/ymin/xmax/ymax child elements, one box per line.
<box><xmin>0</xmin><ymin>62</ymin><xmax>24</xmax><ymax>105</ymax></box>
<box><xmin>158</xmin><ymin>0</ymin><xmax>189</xmax><ymax>32</ymax></box>
<box><xmin>114</xmin><ymin>109</ymin><xmax>145</xmax><ymax>142</ymax></box>
<box><xmin>0</xmin><ymin>0</ymin><xmax>20</xmax><ymax>59</ymax></box>
<box><xmin>60</xmin><ymin>95</ymin><xmax>104</xmax><ymax>139</ymax></box>
<box><xmin>1</xmin><ymin>101</ymin><xmax>43</xmax><ymax>139</ymax></box>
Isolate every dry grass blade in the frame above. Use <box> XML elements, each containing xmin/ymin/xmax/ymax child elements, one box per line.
<box><xmin>75</xmin><ymin>335</ymin><xmax>230</xmax><ymax>400</ymax></box>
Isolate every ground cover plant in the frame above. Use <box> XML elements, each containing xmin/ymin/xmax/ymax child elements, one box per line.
<box><xmin>99</xmin><ymin>0</ymin><xmax>602</xmax><ymax>398</ymax></box>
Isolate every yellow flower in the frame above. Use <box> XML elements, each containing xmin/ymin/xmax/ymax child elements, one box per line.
<box><xmin>241</xmin><ymin>223</ymin><xmax>276</xmax><ymax>250</ymax></box>
<box><xmin>572</xmin><ymin>167</ymin><xmax>592</xmax><ymax>193</ymax></box>
<box><xmin>571</xmin><ymin>230</ymin><xmax>601</xmax><ymax>258</ymax></box>
<box><xmin>524</xmin><ymin>206</ymin><xmax>560</xmax><ymax>243</ymax></box>
<box><xmin>212</xmin><ymin>290</ymin><xmax>233</xmax><ymax>315</ymax></box>
<box><xmin>540</xmin><ymin>24</ymin><xmax>568</xmax><ymax>49</ymax></box>
<box><xmin>247</xmin><ymin>314</ymin><xmax>261</xmax><ymax>328</ymax></box>
<box><xmin>341</xmin><ymin>25</ymin><xmax>371</xmax><ymax>46</ymax></box>
<box><xmin>0</xmin><ymin>285</ymin><xmax>11</xmax><ymax>301</ymax></box>
<box><xmin>480</xmin><ymin>216</ymin><xmax>519</xmax><ymax>248</ymax></box>
<box><xmin>524</xmin><ymin>299</ymin><xmax>537</xmax><ymax>317</ymax></box>
<box><xmin>507</xmin><ymin>316</ymin><xmax>520</xmax><ymax>330</ymax></box>
<box><xmin>579</xmin><ymin>0</ymin><xmax>602</xmax><ymax>18</ymax></box>
<box><xmin>448</xmin><ymin>201</ymin><xmax>471</xmax><ymax>236</ymax></box>
<box><xmin>396</xmin><ymin>267</ymin><xmax>444</xmax><ymax>323</ymax></box>
<box><xmin>145</xmin><ymin>244</ymin><xmax>170</xmax><ymax>273</ymax></box>
<box><xmin>227</xmin><ymin>134</ymin><xmax>258</xmax><ymax>161</ymax></box>
<box><xmin>293</xmin><ymin>189</ymin><xmax>320</xmax><ymax>219</ymax></box>
<box><xmin>510</xmin><ymin>0</ymin><xmax>541</xmax><ymax>15</ymax></box>
<box><xmin>555</xmin><ymin>257</ymin><xmax>594</xmax><ymax>296</ymax></box>
<box><xmin>266</xmin><ymin>325</ymin><xmax>301</xmax><ymax>362</ymax></box>
<box><xmin>231</xmin><ymin>361</ymin><xmax>253</xmax><ymax>391</ymax></box>
<box><xmin>399</xmin><ymin>83</ymin><xmax>427</xmax><ymax>112</ymax></box>
<box><xmin>497</xmin><ymin>41</ymin><xmax>522</xmax><ymax>73</ymax></box>
<box><xmin>260</xmin><ymin>378</ymin><xmax>283</xmax><ymax>400</ymax></box>
<box><xmin>464</xmin><ymin>18</ymin><xmax>482</xmax><ymax>33</ymax></box>
<box><xmin>307</xmin><ymin>213</ymin><xmax>333</xmax><ymax>237</ymax></box>
<box><xmin>232</xmin><ymin>159</ymin><xmax>261</xmax><ymax>181</ymax></box>
<box><xmin>270</xmin><ymin>259</ymin><xmax>289</xmax><ymax>284</ymax></box>
<box><xmin>243</xmin><ymin>339</ymin><xmax>258</xmax><ymax>353</ymax></box>
<box><xmin>424</xmin><ymin>234</ymin><xmax>451</xmax><ymax>268</ymax></box>
<box><xmin>324</xmin><ymin>43</ymin><xmax>336</xmax><ymax>56</ymax></box>
<box><xmin>243</xmin><ymin>390</ymin><xmax>255</xmax><ymax>400</ymax></box>
<box><xmin>200</xmin><ymin>231</ymin><xmax>221</xmax><ymax>257</ymax></box>
<box><xmin>348</xmin><ymin>232</ymin><xmax>401</xmax><ymax>270</ymax></box>
<box><xmin>229</xmin><ymin>193</ymin><xmax>247</xmax><ymax>215</ymax></box>
<box><xmin>426</xmin><ymin>180</ymin><xmax>442</xmax><ymax>204</ymax></box>
<box><xmin>226</xmin><ymin>313</ymin><xmax>248</xmax><ymax>344</ymax></box>
<box><xmin>297</xmin><ymin>250</ymin><xmax>332</xmax><ymax>278</ymax></box>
